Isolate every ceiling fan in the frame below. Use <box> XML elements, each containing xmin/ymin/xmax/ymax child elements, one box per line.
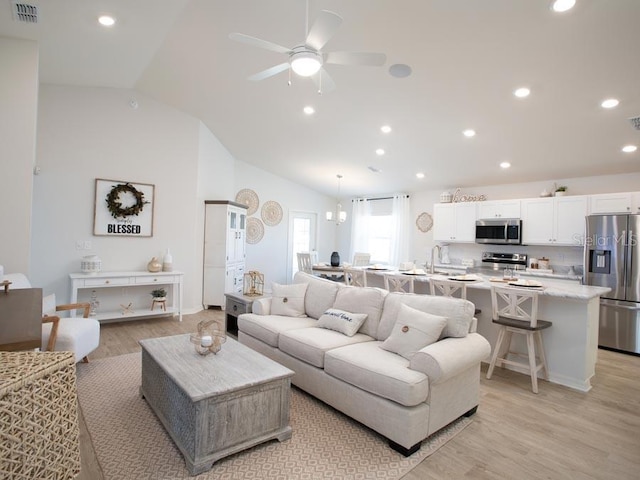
<box><xmin>229</xmin><ymin>3</ymin><xmax>386</xmax><ymax>93</ymax></box>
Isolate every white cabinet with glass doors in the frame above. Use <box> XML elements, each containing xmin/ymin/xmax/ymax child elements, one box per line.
<box><xmin>203</xmin><ymin>201</ymin><xmax>247</xmax><ymax>308</ymax></box>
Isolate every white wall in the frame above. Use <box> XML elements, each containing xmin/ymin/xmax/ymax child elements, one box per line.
<box><xmin>0</xmin><ymin>38</ymin><xmax>39</xmax><ymax>274</ymax></box>
<box><xmin>32</xmin><ymin>85</ymin><xmax>203</xmax><ymax>310</ymax></box>
<box><xmin>233</xmin><ymin>161</ymin><xmax>338</xmax><ymax>286</ymax></box>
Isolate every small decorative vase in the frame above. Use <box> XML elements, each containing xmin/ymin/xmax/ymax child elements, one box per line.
<box><xmin>163</xmin><ymin>248</ymin><xmax>173</xmax><ymax>272</ymax></box>
<box><xmin>147</xmin><ymin>257</ymin><xmax>162</xmax><ymax>272</ymax></box>
<box><xmin>331</xmin><ymin>251</ymin><xmax>340</xmax><ymax>267</ymax></box>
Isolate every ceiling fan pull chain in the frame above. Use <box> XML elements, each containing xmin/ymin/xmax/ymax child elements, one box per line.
<box><xmin>288</xmin><ymin>68</ymin><xmax>292</xmax><ymax>86</ymax></box>
<box><xmin>318</xmin><ymin>69</ymin><xmax>322</xmax><ymax>95</ymax></box>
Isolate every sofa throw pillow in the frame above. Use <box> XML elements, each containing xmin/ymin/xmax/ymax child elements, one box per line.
<box><xmin>317</xmin><ymin>308</ymin><xmax>368</xmax><ymax>337</ymax></box>
<box><xmin>380</xmin><ymin>304</ymin><xmax>447</xmax><ymax>360</ymax></box>
<box><xmin>271</xmin><ymin>283</ymin><xmax>308</xmax><ymax>317</ymax></box>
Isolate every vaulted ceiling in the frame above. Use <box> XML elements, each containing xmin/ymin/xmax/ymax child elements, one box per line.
<box><xmin>2</xmin><ymin>0</ymin><xmax>639</xmax><ymax>197</ymax></box>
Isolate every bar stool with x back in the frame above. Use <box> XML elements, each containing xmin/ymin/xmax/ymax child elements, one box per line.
<box><xmin>486</xmin><ymin>285</ymin><xmax>552</xmax><ymax>393</ymax></box>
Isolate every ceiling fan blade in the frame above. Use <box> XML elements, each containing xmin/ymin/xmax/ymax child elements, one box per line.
<box><xmin>325</xmin><ymin>51</ymin><xmax>387</xmax><ymax>66</ymax></box>
<box><xmin>311</xmin><ymin>68</ymin><xmax>336</xmax><ymax>94</ymax></box>
<box><xmin>229</xmin><ymin>32</ymin><xmax>292</xmax><ymax>55</ymax></box>
<box><xmin>247</xmin><ymin>62</ymin><xmax>290</xmax><ymax>82</ymax></box>
<box><xmin>305</xmin><ymin>10</ymin><xmax>342</xmax><ymax>51</ymax></box>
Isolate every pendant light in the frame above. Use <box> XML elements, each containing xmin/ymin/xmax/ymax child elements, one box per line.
<box><xmin>326</xmin><ymin>174</ymin><xmax>347</xmax><ymax>225</ymax></box>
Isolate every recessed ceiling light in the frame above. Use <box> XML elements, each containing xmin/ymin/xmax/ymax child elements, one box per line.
<box><xmin>463</xmin><ymin>129</ymin><xmax>476</xmax><ymax>137</ymax></box>
<box><xmin>500</xmin><ymin>162</ymin><xmax>511</xmax><ymax>169</ymax></box>
<box><xmin>416</xmin><ymin>172</ymin><xmax>425</xmax><ymax>179</ymax></box>
<box><xmin>622</xmin><ymin>145</ymin><xmax>638</xmax><ymax>153</ymax></box>
<box><xmin>514</xmin><ymin>87</ymin><xmax>531</xmax><ymax>98</ymax></box>
<box><xmin>380</xmin><ymin>125</ymin><xmax>392</xmax><ymax>134</ymax></box>
<box><xmin>98</xmin><ymin>15</ymin><xmax>116</xmax><ymax>26</ymax></box>
<box><xmin>375</xmin><ymin>148</ymin><xmax>385</xmax><ymax>156</ymax></box>
<box><xmin>303</xmin><ymin>106</ymin><xmax>315</xmax><ymax>115</ymax></box>
<box><xmin>388</xmin><ymin>64</ymin><xmax>412</xmax><ymax>78</ymax></box>
<box><xmin>601</xmin><ymin>98</ymin><xmax>619</xmax><ymax>109</ymax></box>
<box><xmin>551</xmin><ymin>0</ymin><xmax>576</xmax><ymax>13</ymax></box>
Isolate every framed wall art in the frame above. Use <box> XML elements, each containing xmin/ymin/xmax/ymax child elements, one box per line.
<box><xmin>94</xmin><ymin>178</ymin><xmax>155</xmax><ymax>237</ymax></box>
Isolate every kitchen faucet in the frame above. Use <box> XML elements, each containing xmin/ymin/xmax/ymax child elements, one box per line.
<box><xmin>430</xmin><ymin>245</ymin><xmax>442</xmax><ymax>274</ymax></box>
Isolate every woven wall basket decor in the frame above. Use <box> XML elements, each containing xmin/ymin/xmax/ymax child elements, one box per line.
<box><xmin>235</xmin><ymin>189</ymin><xmax>259</xmax><ymax>216</ymax></box>
<box><xmin>261</xmin><ymin>200</ymin><xmax>283</xmax><ymax>226</ymax></box>
<box><xmin>416</xmin><ymin>212</ymin><xmax>434</xmax><ymax>233</ymax></box>
<box><xmin>246</xmin><ymin>217</ymin><xmax>265</xmax><ymax>244</ymax></box>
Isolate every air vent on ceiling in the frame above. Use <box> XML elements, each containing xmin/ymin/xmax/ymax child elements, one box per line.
<box><xmin>629</xmin><ymin>116</ymin><xmax>640</xmax><ymax>131</ymax></box>
<box><xmin>11</xmin><ymin>2</ymin><xmax>38</xmax><ymax>23</ymax></box>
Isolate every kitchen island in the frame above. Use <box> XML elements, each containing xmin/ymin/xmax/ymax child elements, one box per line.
<box><xmin>363</xmin><ymin>270</ymin><xmax>610</xmax><ymax>392</ymax></box>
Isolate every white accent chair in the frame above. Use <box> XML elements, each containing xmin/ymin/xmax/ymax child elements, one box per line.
<box><xmin>3</xmin><ymin>273</ymin><xmax>100</xmax><ymax>363</ymax></box>
<box><xmin>486</xmin><ymin>285</ymin><xmax>552</xmax><ymax>393</ymax></box>
<box><xmin>344</xmin><ymin>267</ymin><xmax>367</xmax><ymax>287</ymax></box>
<box><xmin>383</xmin><ymin>273</ymin><xmax>414</xmax><ymax>293</ymax></box>
<box><xmin>352</xmin><ymin>252</ymin><xmax>371</xmax><ymax>267</ymax></box>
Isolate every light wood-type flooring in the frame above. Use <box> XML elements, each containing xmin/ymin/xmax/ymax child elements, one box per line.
<box><xmin>77</xmin><ymin>310</ymin><xmax>640</xmax><ymax>480</ymax></box>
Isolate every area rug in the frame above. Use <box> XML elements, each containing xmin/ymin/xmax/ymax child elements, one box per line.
<box><xmin>76</xmin><ymin>353</ymin><xmax>471</xmax><ymax>480</ymax></box>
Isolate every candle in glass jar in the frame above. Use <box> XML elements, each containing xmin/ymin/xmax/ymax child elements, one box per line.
<box><xmin>200</xmin><ymin>335</ymin><xmax>213</xmax><ymax>347</ymax></box>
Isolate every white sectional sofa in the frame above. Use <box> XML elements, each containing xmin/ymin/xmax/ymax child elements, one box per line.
<box><xmin>238</xmin><ymin>272</ymin><xmax>491</xmax><ymax>455</ymax></box>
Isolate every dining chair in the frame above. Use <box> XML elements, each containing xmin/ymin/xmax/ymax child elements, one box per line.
<box><xmin>383</xmin><ymin>274</ymin><xmax>414</xmax><ymax>293</ymax></box>
<box><xmin>352</xmin><ymin>252</ymin><xmax>371</xmax><ymax>267</ymax></box>
<box><xmin>429</xmin><ymin>277</ymin><xmax>481</xmax><ymax>315</ymax></box>
<box><xmin>486</xmin><ymin>285</ymin><xmax>552</xmax><ymax>393</ymax></box>
<box><xmin>296</xmin><ymin>252</ymin><xmax>313</xmax><ymax>274</ymax></box>
<box><xmin>429</xmin><ymin>277</ymin><xmax>467</xmax><ymax>299</ymax></box>
<box><xmin>344</xmin><ymin>267</ymin><xmax>367</xmax><ymax>287</ymax></box>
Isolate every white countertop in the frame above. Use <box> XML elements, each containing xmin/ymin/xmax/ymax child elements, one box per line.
<box><xmin>363</xmin><ymin>268</ymin><xmax>610</xmax><ymax>301</ymax></box>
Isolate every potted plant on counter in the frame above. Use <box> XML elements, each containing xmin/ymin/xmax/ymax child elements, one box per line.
<box><xmin>554</xmin><ymin>185</ymin><xmax>568</xmax><ymax>196</ymax></box>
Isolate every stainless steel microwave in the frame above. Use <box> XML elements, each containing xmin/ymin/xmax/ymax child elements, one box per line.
<box><xmin>475</xmin><ymin>218</ymin><xmax>522</xmax><ymax>245</ymax></box>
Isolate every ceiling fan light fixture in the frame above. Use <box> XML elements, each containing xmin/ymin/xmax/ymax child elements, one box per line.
<box><xmin>290</xmin><ymin>51</ymin><xmax>322</xmax><ymax>77</ymax></box>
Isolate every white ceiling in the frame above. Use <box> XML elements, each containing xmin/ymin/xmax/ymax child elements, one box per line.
<box><xmin>2</xmin><ymin>0</ymin><xmax>639</xmax><ymax>197</ymax></box>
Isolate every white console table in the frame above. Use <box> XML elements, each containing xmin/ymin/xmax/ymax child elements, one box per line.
<box><xmin>69</xmin><ymin>271</ymin><xmax>183</xmax><ymax>323</ymax></box>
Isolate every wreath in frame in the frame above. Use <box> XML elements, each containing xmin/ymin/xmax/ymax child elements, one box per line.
<box><xmin>105</xmin><ymin>183</ymin><xmax>149</xmax><ymax>219</ymax></box>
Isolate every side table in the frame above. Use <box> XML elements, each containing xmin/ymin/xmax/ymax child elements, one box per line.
<box><xmin>224</xmin><ymin>292</ymin><xmax>263</xmax><ymax>335</ymax></box>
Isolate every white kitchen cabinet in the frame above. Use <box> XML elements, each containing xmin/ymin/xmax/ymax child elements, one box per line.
<box><xmin>477</xmin><ymin>200</ymin><xmax>521</xmax><ymax>219</ymax></box>
<box><xmin>433</xmin><ymin>202</ymin><xmax>477</xmax><ymax>242</ymax></box>
<box><xmin>589</xmin><ymin>192</ymin><xmax>634</xmax><ymax>214</ymax></box>
<box><xmin>521</xmin><ymin>195</ymin><xmax>587</xmax><ymax>245</ymax></box>
<box><xmin>203</xmin><ymin>201</ymin><xmax>248</xmax><ymax>308</ymax></box>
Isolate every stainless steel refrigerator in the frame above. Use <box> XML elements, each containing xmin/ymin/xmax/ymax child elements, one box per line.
<box><xmin>584</xmin><ymin>214</ymin><xmax>640</xmax><ymax>355</ymax></box>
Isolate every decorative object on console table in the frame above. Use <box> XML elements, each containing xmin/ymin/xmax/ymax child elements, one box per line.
<box><xmin>150</xmin><ymin>288</ymin><xmax>167</xmax><ymax>311</ymax></box>
<box><xmin>94</xmin><ymin>178</ymin><xmax>155</xmax><ymax>237</ymax></box>
<box><xmin>162</xmin><ymin>248</ymin><xmax>173</xmax><ymax>272</ymax></box>
<box><xmin>331</xmin><ymin>251</ymin><xmax>340</xmax><ymax>267</ymax></box>
<box><xmin>80</xmin><ymin>255</ymin><xmax>101</xmax><ymax>275</ymax></box>
<box><xmin>89</xmin><ymin>290</ymin><xmax>99</xmax><ymax>317</ymax></box>
<box><xmin>147</xmin><ymin>257</ymin><xmax>162</xmax><ymax>272</ymax></box>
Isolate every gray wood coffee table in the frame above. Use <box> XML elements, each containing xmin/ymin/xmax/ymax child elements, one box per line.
<box><xmin>139</xmin><ymin>334</ymin><xmax>294</xmax><ymax>475</ymax></box>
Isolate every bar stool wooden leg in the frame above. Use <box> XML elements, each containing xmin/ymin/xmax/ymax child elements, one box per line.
<box><xmin>536</xmin><ymin>331</ymin><xmax>550</xmax><ymax>380</ymax></box>
<box><xmin>487</xmin><ymin>327</ymin><xmax>506</xmax><ymax>379</ymax></box>
<box><xmin>526</xmin><ymin>332</ymin><xmax>539</xmax><ymax>394</ymax></box>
